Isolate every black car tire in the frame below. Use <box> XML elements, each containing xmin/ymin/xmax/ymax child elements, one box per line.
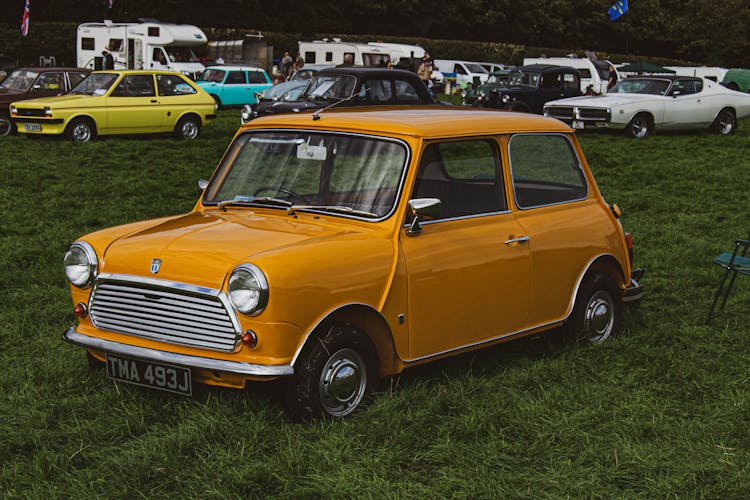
<box><xmin>0</xmin><ymin>115</ymin><xmax>13</xmax><ymax>136</ymax></box>
<box><xmin>174</xmin><ymin>115</ymin><xmax>201</xmax><ymax>140</ymax></box>
<box><xmin>712</xmin><ymin>108</ymin><xmax>737</xmax><ymax>135</ymax></box>
<box><xmin>285</xmin><ymin>322</ymin><xmax>378</xmax><ymax>421</ymax></box>
<box><xmin>625</xmin><ymin>113</ymin><xmax>651</xmax><ymax>139</ymax></box>
<box><xmin>568</xmin><ymin>271</ymin><xmax>623</xmax><ymax>344</ymax></box>
<box><xmin>65</xmin><ymin>118</ymin><xmax>96</xmax><ymax>143</ymax></box>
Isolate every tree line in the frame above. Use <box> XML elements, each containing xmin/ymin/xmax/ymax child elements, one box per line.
<box><xmin>2</xmin><ymin>0</ymin><xmax>749</xmax><ymax>67</ymax></box>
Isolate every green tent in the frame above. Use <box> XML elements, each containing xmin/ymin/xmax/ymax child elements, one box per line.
<box><xmin>617</xmin><ymin>61</ymin><xmax>676</xmax><ymax>74</ymax></box>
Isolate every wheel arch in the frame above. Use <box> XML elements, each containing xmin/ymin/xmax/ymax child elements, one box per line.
<box><xmin>566</xmin><ymin>254</ymin><xmax>627</xmax><ymax>321</ymax></box>
<box><xmin>174</xmin><ymin>111</ymin><xmax>204</xmax><ymax>127</ymax></box>
<box><xmin>712</xmin><ymin>106</ymin><xmax>736</xmax><ymax>123</ymax></box>
<box><xmin>65</xmin><ymin>114</ymin><xmax>98</xmax><ymax>134</ymax></box>
<box><xmin>291</xmin><ymin>303</ymin><xmax>401</xmax><ymax>377</ymax></box>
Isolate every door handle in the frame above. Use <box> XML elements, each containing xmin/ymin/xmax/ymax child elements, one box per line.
<box><xmin>505</xmin><ymin>236</ymin><xmax>529</xmax><ymax>245</ymax></box>
<box><xmin>150</xmin><ymin>99</ymin><xmax>158</xmax><ymax>103</ymax></box>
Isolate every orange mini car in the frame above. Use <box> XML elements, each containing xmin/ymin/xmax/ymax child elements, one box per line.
<box><xmin>63</xmin><ymin>108</ymin><xmax>643</xmax><ymax>419</ymax></box>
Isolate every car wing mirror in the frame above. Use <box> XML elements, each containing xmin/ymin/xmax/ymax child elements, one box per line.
<box><xmin>671</xmin><ymin>90</ymin><xmax>681</xmax><ymax>98</ymax></box>
<box><xmin>197</xmin><ymin>179</ymin><xmax>208</xmax><ymax>192</ymax></box>
<box><xmin>406</xmin><ymin>198</ymin><xmax>441</xmax><ymax>236</ymax></box>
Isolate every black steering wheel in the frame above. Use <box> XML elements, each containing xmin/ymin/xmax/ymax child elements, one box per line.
<box><xmin>253</xmin><ymin>186</ymin><xmax>309</xmax><ymax>204</ymax></box>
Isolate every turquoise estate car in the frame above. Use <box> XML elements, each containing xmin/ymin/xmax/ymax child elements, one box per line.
<box><xmin>195</xmin><ymin>66</ymin><xmax>272</xmax><ymax>108</ymax></box>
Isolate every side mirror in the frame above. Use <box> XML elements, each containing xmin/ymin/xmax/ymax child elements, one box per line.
<box><xmin>406</xmin><ymin>198</ymin><xmax>441</xmax><ymax>236</ymax></box>
<box><xmin>197</xmin><ymin>179</ymin><xmax>208</xmax><ymax>192</ymax></box>
<box><xmin>672</xmin><ymin>90</ymin><xmax>681</xmax><ymax>98</ymax></box>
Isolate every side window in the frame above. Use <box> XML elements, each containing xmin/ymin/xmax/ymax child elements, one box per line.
<box><xmin>226</xmin><ymin>71</ymin><xmax>246</xmax><ymax>84</ymax></box>
<box><xmin>304</xmin><ymin>52</ymin><xmax>316</xmax><ymax>64</ymax></box>
<box><xmin>411</xmin><ymin>140</ymin><xmax>505</xmax><ymax>219</ymax></box>
<box><xmin>35</xmin><ymin>72</ymin><xmax>64</xmax><ymax>90</ymax></box>
<box><xmin>359</xmin><ymin>79</ymin><xmax>393</xmax><ymax>104</ymax></box>
<box><xmin>394</xmin><ymin>79</ymin><xmax>422</xmax><ymax>104</ymax></box>
<box><xmin>156</xmin><ymin>74</ymin><xmax>196</xmax><ymax>96</ymax></box>
<box><xmin>247</xmin><ymin>71</ymin><xmax>267</xmax><ymax>84</ymax></box>
<box><xmin>578</xmin><ymin>68</ymin><xmax>592</xmax><ymax>79</ymax></box>
<box><xmin>325</xmin><ymin>52</ymin><xmax>333</xmax><ymax>62</ymax></box>
<box><xmin>561</xmin><ymin>73</ymin><xmax>578</xmax><ymax>90</ymax></box>
<box><xmin>68</xmin><ymin>72</ymin><xmax>89</xmax><ymax>88</ymax></box>
<box><xmin>509</xmin><ymin>134</ymin><xmax>587</xmax><ymax>208</ymax></box>
<box><xmin>540</xmin><ymin>73</ymin><xmax>560</xmax><ymax>89</ymax></box>
<box><xmin>108</xmin><ymin>39</ymin><xmax>123</xmax><ymax>52</ymax></box>
<box><xmin>81</xmin><ymin>37</ymin><xmax>95</xmax><ymax>50</ymax></box>
<box><xmin>454</xmin><ymin>64</ymin><xmax>467</xmax><ymax>75</ymax></box>
<box><xmin>110</xmin><ymin>74</ymin><xmax>156</xmax><ymax>97</ymax></box>
<box><xmin>673</xmin><ymin>79</ymin><xmax>700</xmax><ymax>95</ymax></box>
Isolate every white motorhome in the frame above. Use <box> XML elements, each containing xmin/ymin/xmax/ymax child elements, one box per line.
<box><xmin>298</xmin><ymin>40</ymin><xmax>392</xmax><ymax>67</ymax></box>
<box><xmin>523</xmin><ymin>56</ymin><xmax>618</xmax><ymax>94</ymax></box>
<box><xmin>432</xmin><ymin>59</ymin><xmax>490</xmax><ymax>88</ymax></box>
<box><xmin>366</xmin><ymin>42</ymin><xmax>424</xmax><ymax>68</ymax></box>
<box><xmin>77</xmin><ymin>20</ymin><xmax>207</xmax><ymax>78</ymax></box>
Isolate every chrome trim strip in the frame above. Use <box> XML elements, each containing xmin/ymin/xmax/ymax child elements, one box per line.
<box><xmin>401</xmin><ymin>209</ymin><xmax>514</xmax><ymax>228</ymax></box>
<box><xmin>64</xmin><ymin>328</ymin><xmax>294</xmax><ymax>377</ymax></box>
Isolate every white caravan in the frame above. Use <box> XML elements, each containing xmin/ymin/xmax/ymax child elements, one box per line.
<box><xmin>298</xmin><ymin>40</ymin><xmax>393</xmax><ymax>67</ymax></box>
<box><xmin>366</xmin><ymin>42</ymin><xmax>424</xmax><ymax>68</ymax></box>
<box><xmin>77</xmin><ymin>20</ymin><xmax>207</xmax><ymax>78</ymax></box>
<box><xmin>523</xmin><ymin>56</ymin><xmax>618</xmax><ymax>94</ymax></box>
<box><xmin>432</xmin><ymin>60</ymin><xmax>490</xmax><ymax>88</ymax></box>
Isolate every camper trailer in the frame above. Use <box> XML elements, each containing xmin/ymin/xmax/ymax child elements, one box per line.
<box><xmin>298</xmin><ymin>40</ymin><xmax>392</xmax><ymax>67</ymax></box>
<box><xmin>77</xmin><ymin>21</ymin><xmax>207</xmax><ymax>79</ymax></box>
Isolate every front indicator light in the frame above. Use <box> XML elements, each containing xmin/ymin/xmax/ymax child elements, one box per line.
<box><xmin>73</xmin><ymin>302</ymin><xmax>88</xmax><ymax>318</ymax></box>
<box><xmin>44</xmin><ymin>107</ymin><xmax>52</xmax><ymax>117</ymax></box>
<box><xmin>241</xmin><ymin>330</ymin><xmax>258</xmax><ymax>348</ymax></box>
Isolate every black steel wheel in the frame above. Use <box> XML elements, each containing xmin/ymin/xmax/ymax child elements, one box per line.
<box><xmin>568</xmin><ymin>271</ymin><xmax>623</xmax><ymax>344</ymax></box>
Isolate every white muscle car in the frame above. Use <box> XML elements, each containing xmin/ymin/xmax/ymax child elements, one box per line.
<box><xmin>543</xmin><ymin>76</ymin><xmax>750</xmax><ymax>138</ymax></box>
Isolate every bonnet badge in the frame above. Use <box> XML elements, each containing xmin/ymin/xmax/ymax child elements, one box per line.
<box><xmin>150</xmin><ymin>258</ymin><xmax>162</xmax><ymax>274</ymax></box>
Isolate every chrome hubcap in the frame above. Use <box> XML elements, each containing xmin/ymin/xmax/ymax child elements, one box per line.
<box><xmin>719</xmin><ymin>114</ymin><xmax>734</xmax><ymax>134</ymax></box>
<box><xmin>583</xmin><ymin>290</ymin><xmax>614</xmax><ymax>343</ymax></box>
<box><xmin>181</xmin><ymin>121</ymin><xmax>198</xmax><ymax>139</ymax></box>
<box><xmin>0</xmin><ymin>117</ymin><xmax>11</xmax><ymax>136</ymax></box>
<box><xmin>319</xmin><ymin>348</ymin><xmax>366</xmax><ymax>417</ymax></box>
<box><xmin>632</xmin><ymin>118</ymin><xmax>648</xmax><ymax>138</ymax></box>
<box><xmin>72</xmin><ymin>123</ymin><xmax>91</xmax><ymax>142</ymax></box>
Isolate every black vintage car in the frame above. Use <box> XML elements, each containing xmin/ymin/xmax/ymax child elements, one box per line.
<box><xmin>487</xmin><ymin>64</ymin><xmax>581</xmax><ymax>114</ymax></box>
<box><xmin>242</xmin><ymin>66</ymin><xmax>439</xmax><ymax>122</ymax></box>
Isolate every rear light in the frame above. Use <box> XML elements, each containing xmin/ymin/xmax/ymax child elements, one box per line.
<box><xmin>624</xmin><ymin>232</ymin><xmax>634</xmax><ymax>265</ymax></box>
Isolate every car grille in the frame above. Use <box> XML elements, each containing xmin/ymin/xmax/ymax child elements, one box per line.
<box><xmin>577</xmin><ymin>108</ymin><xmax>609</xmax><ymax>120</ymax></box>
<box><xmin>545</xmin><ymin>106</ymin><xmax>574</xmax><ymax>119</ymax></box>
<box><xmin>88</xmin><ymin>278</ymin><xmax>239</xmax><ymax>352</ymax></box>
<box><xmin>14</xmin><ymin>108</ymin><xmax>46</xmax><ymax>117</ymax></box>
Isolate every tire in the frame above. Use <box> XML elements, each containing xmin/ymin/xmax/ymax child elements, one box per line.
<box><xmin>211</xmin><ymin>94</ymin><xmax>223</xmax><ymax>110</ymax></box>
<box><xmin>174</xmin><ymin>115</ymin><xmax>201</xmax><ymax>140</ymax></box>
<box><xmin>0</xmin><ymin>115</ymin><xmax>13</xmax><ymax>137</ymax></box>
<box><xmin>625</xmin><ymin>113</ymin><xmax>651</xmax><ymax>139</ymax></box>
<box><xmin>568</xmin><ymin>271</ymin><xmax>623</xmax><ymax>344</ymax></box>
<box><xmin>712</xmin><ymin>108</ymin><xmax>737</xmax><ymax>135</ymax></box>
<box><xmin>65</xmin><ymin>118</ymin><xmax>95</xmax><ymax>143</ymax></box>
<box><xmin>286</xmin><ymin>323</ymin><xmax>378</xmax><ymax>420</ymax></box>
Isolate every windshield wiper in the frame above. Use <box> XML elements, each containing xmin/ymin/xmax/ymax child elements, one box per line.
<box><xmin>216</xmin><ymin>197</ymin><xmax>292</xmax><ymax>211</ymax></box>
<box><xmin>287</xmin><ymin>204</ymin><xmax>378</xmax><ymax>217</ymax></box>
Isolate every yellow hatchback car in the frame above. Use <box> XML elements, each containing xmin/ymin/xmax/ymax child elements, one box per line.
<box><xmin>11</xmin><ymin>70</ymin><xmax>216</xmax><ymax>142</ymax></box>
<box><xmin>62</xmin><ymin>108</ymin><xmax>643</xmax><ymax>419</ymax></box>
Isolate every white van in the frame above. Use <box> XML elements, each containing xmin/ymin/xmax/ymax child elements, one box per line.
<box><xmin>77</xmin><ymin>20</ymin><xmax>207</xmax><ymax>79</ymax></box>
<box><xmin>523</xmin><ymin>56</ymin><xmax>618</xmax><ymax>94</ymax></box>
<box><xmin>298</xmin><ymin>40</ymin><xmax>393</xmax><ymax>67</ymax></box>
<box><xmin>432</xmin><ymin>59</ymin><xmax>490</xmax><ymax>88</ymax></box>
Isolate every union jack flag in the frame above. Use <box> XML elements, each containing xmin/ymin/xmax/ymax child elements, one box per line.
<box><xmin>21</xmin><ymin>0</ymin><xmax>30</xmax><ymax>37</ymax></box>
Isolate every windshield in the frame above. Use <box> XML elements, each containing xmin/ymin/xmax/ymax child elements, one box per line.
<box><xmin>165</xmin><ymin>47</ymin><xmax>200</xmax><ymax>63</ymax></box>
<box><xmin>464</xmin><ymin>63</ymin><xmax>488</xmax><ymax>74</ymax></box>
<box><xmin>70</xmin><ymin>73</ymin><xmax>119</xmax><ymax>96</ymax></box>
<box><xmin>509</xmin><ymin>70</ymin><xmax>541</xmax><ymax>87</ymax></box>
<box><xmin>291</xmin><ymin>69</ymin><xmax>317</xmax><ymax>81</ymax></box>
<box><xmin>0</xmin><ymin>70</ymin><xmax>39</xmax><ymax>91</ymax></box>
<box><xmin>204</xmin><ymin>131</ymin><xmax>408</xmax><ymax>219</ymax></box>
<box><xmin>610</xmin><ymin>78</ymin><xmax>671</xmax><ymax>95</ymax></box>
<box><xmin>197</xmin><ymin>69</ymin><xmax>226</xmax><ymax>83</ymax></box>
<box><xmin>304</xmin><ymin>75</ymin><xmax>356</xmax><ymax>99</ymax></box>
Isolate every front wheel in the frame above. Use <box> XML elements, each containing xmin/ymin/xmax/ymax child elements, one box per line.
<box><xmin>65</xmin><ymin>118</ymin><xmax>95</xmax><ymax>143</ymax></box>
<box><xmin>286</xmin><ymin>323</ymin><xmax>378</xmax><ymax>420</ymax></box>
<box><xmin>712</xmin><ymin>108</ymin><xmax>737</xmax><ymax>135</ymax></box>
<box><xmin>174</xmin><ymin>115</ymin><xmax>201</xmax><ymax>140</ymax></box>
<box><xmin>568</xmin><ymin>271</ymin><xmax>623</xmax><ymax>344</ymax></box>
<box><xmin>0</xmin><ymin>115</ymin><xmax>13</xmax><ymax>136</ymax></box>
<box><xmin>625</xmin><ymin>113</ymin><xmax>651</xmax><ymax>139</ymax></box>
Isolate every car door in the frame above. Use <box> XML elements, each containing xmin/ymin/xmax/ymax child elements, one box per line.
<box><xmin>155</xmin><ymin>73</ymin><xmax>200</xmax><ymax>130</ymax></box>
<box><xmin>399</xmin><ymin>139</ymin><xmax>531</xmax><ymax>359</ymax></box>
<box><xmin>106</xmin><ymin>74</ymin><xmax>162</xmax><ymax>133</ymax></box>
<box><xmin>664</xmin><ymin>78</ymin><xmax>707</xmax><ymax>128</ymax></box>
<box><xmin>221</xmin><ymin>70</ymin><xmax>248</xmax><ymax>106</ymax></box>
<box><xmin>507</xmin><ymin>133</ymin><xmax>602</xmax><ymax>327</ymax></box>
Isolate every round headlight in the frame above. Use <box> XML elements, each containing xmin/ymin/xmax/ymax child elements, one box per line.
<box><xmin>64</xmin><ymin>242</ymin><xmax>98</xmax><ymax>288</ymax></box>
<box><xmin>501</xmin><ymin>94</ymin><xmax>511</xmax><ymax>104</ymax></box>
<box><xmin>240</xmin><ymin>105</ymin><xmax>253</xmax><ymax>124</ymax></box>
<box><xmin>228</xmin><ymin>264</ymin><xmax>268</xmax><ymax>315</ymax></box>
<box><xmin>281</xmin><ymin>92</ymin><xmax>291</xmax><ymax>101</ymax></box>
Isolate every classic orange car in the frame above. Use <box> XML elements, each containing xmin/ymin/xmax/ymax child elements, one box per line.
<box><xmin>63</xmin><ymin>108</ymin><xmax>643</xmax><ymax>419</ymax></box>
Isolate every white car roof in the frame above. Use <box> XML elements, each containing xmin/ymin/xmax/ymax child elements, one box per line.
<box><xmin>205</xmin><ymin>65</ymin><xmax>265</xmax><ymax>72</ymax></box>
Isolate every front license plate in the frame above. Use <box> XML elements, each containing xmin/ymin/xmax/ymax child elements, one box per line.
<box><xmin>106</xmin><ymin>354</ymin><xmax>192</xmax><ymax>396</ymax></box>
<box><xmin>23</xmin><ymin>123</ymin><xmax>42</xmax><ymax>132</ymax></box>
<box><xmin>572</xmin><ymin>120</ymin><xmax>584</xmax><ymax>129</ymax></box>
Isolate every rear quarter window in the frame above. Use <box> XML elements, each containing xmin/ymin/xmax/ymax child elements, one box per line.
<box><xmin>509</xmin><ymin>134</ymin><xmax>587</xmax><ymax>209</ymax></box>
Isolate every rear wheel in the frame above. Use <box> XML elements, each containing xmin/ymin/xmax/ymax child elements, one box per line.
<box><xmin>712</xmin><ymin>108</ymin><xmax>737</xmax><ymax>135</ymax></box>
<box><xmin>625</xmin><ymin>113</ymin><xmax>651</xmax><ymax>139</ymax></box>
<box><xmin>568</xmin><ymin>271</ymin><xmax>623</xmax><ymax>344</ymax></box>
<box><xmin>0</xmin><ymin>115</ymin><xmax>13</xmax><ymax>136</ymax></box>
<box><xmin>174</xmin><ymin>115</ymin><xmax>200</xmax><ymax>140</ymax></box>
<box><xmin>65</xmin><ymin>118</ymin><xmax>95</xmax><ymax>143</ymax></box>
<box><xmin>286</xmin><ymin>323</ymin><xmax>378</xmax><ymax>420</ymax></box>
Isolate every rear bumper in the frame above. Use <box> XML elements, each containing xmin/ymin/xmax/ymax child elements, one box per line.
<box><xmin>623</xmin><ymin>269</ymin><xmax>645</xmax><ymax>303</ymax></box>
<box><xmin>63</xmin><ymin>327</ymin><xmax>294</xmax><ymax>377</ymax></box>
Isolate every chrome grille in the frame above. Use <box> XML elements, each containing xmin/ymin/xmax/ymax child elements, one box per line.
<box><xmin>89</xmin><ymin>277</ymin><xmax>239</xmax><ymax>352</ymax></box>
<box><xmin>578</xmin><ymin>108</ymin><xmax>609</xmax><ymax>120</ymax></box>
<box><xmin>545</xmin><ymin>106</ymin><xmax>574</xmax><ymax>119</ymax></box>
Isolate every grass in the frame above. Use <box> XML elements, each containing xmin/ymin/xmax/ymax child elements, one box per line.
<box><xmin>1</xmin><ymin>108</ymin><xmax>750</xmax><ymax>497</ymax></box>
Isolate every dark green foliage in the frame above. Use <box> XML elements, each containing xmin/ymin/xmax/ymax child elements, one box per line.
<box><xmin>1</xmin><ymin>110</ymin><xmax>750</xmax><ymax>495</ymax></box>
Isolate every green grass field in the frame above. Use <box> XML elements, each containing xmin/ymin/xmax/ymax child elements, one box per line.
<box><xmin>1</xmin><ymin>109</ymin><xmax>749</xmax><ymax>497</ymax></box>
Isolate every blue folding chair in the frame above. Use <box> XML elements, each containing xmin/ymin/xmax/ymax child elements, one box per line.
<box><xmin>707</xmin><ymin>234</ymin><xmax>750</xmax><ymax>322</ymax></box>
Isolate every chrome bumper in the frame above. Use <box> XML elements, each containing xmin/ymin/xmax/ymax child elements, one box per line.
<box><xmin>623</xmin><ymin>275</ymin><xmax>644</xmax><ymax>303</ymax></box>
<box><xmin>63</xmin><ymin>327</ymin><xmax>294</xmax><ymax>377</ymax></box>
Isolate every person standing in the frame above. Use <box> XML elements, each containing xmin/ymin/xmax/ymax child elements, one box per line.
<box><xmin>295</xmin><ymin>51</ymin><xmax>305</xmax><ymax>70</ymax></box>
<box><xmin>101</xmin><ymin>49</ymin><xmax>115</xmax><ymax>70</ymax></box>
<box><xmin>281</xmin><ymin>51</ymin><xmax>293</xmax><ymax>79</ymax></box>
<box><xmin>417</xmin><ymin>53</ymin><xmax>433</xmax><ymax>88</ymax></box>
<box><xmin>607</xmin><ymin>65</ymin><xmax>618</xmax><ymax>90</ymax></box>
